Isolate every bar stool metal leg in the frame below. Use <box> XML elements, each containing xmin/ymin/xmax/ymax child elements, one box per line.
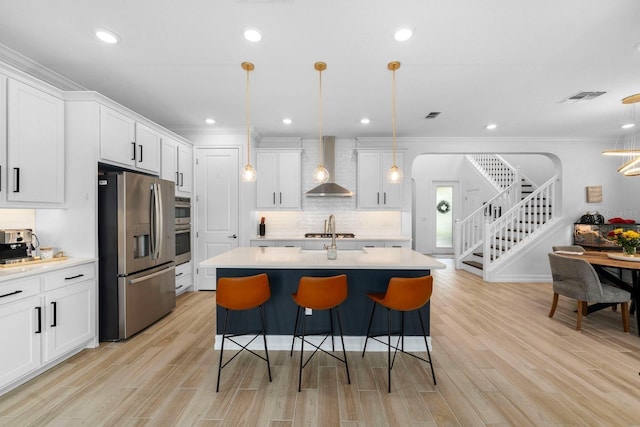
<box><xmin>216</xmin><ymin>308</ymin><xmax>229</xmax><ymax>392</ymax></box>
<box><xmin>259</xmin><ymin>305</ymin><xmax>272</xmax><ymax>383</ymax></box>
<box><xmin>334</xmin><ymin>306</ymin><xmax>351</xmax><ymax>384</ymax></box>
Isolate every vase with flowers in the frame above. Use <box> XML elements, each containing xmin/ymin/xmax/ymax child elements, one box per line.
<box><xmin>607</xmin><ymin>228</ymin><xmax>640</xmax><ymax>256</ymax></box>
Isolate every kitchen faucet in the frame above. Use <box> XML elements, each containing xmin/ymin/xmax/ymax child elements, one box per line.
<box><xmin>324</xmin><ymin>214</ymin><xmax>337</xmax><ymax>259</ymax></box>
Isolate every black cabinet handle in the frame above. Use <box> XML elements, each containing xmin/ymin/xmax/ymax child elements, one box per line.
<box><xmin>64</xmin><ymin>274</ymin><xmax>84</xmax><ymax>280</ymax></box>
<box><xmin>175</xmin><ymin>272</ymin><xmax>184</xmax><ymax>277</ymax></box>
<box><xmin>139</xmin><ymin>145</ymin><xmax>143</xmax><ymax>163</ymax></box>
<box><xmin>176</xmin><ymin>285</ymin><xmax>184</xmax><ymax>290</ymax></box>
<box><xmin>376</xmin><ymin>192</ymin><xmax>380</xmax><ymax>205</ymax></box>
<box><xmin>176</xmin><ymin>172</ymin><xmax>180</xmax><ymax>186</ymax></box>
<box><xmin>273</xmin><ymin>192</ymin><xmax>276</xmax><ymax>205</ymax></box>
<box><xmin>35</xmin><ymin>307</ymin><xmax>42</xmax><ymax>334</ymax></box>
<box><xmin>279</xmin><ymin>192</ymin><xmax>282</xmax><ymax>204</ymax></box>
<box><xmin>13</xmin><ymin>168</ymin><xmax>20</xmax><ymax>193</ymax></box>
<box><xmin>131</xmin><ymin>142</ymin><xmax>136</xmax><ymax>161</ymax></box>
<box><xmin>180</xmin><ymin>172</ymin><xmax>184</xmax><ymax>187</ymax></box>
<box><xmin>0</xmin><ymin>289</ymin><xmax>22</xmax><ymax>299</ymax></box>
<box><xmin>384</xmin><ymin>192</ymin><xmax>387</xmax><ymax>205</ymax></box>
<box><xmin>51</xmin><ymin>301</ymin><xmax>57</xmax><ymax>327</ymax></box>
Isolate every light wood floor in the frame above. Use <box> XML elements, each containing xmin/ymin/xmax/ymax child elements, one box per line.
<box><xmin>1</xmin><ymin>259</ymin><xmax>640</xmax><ymax>426</ymax></box>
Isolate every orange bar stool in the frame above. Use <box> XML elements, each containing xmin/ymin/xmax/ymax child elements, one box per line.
<box><xmin>290</xmin><ymin>274</ymin><xmax>351</xmax><ymax>392</ymax></box>
<box><xmin>216</xmin><ymin>273</ymin><xmax>272</xmax><ymax>392</ymax></box>
<box><xmin>362</xmin><ymin>275</ymin><xmax>436</xmax><ymax>393</ymax></box>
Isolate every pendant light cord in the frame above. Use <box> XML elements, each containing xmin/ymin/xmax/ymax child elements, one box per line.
<box><xmin>391</xmin><ymin>66</ymin><xmax>397</xmax><ymax>166</ymax></box>
<box><xmin>246</xmin><ymin>66</ymin><xmax>251</xmax><ymax>165</ymax></box>
<box><xmin>318</xmin><ymin>65</ymin><xmax>324</xmax><ymax>166</ymax></box>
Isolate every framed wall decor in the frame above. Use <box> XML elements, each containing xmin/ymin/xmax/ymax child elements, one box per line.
<box><xmin>586</xmin><ymin>185</ymin><xmax>602</xmax><ymax>203</ymax></box>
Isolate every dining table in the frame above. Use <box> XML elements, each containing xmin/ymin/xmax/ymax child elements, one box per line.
<box><xmin>560</xmin><ymin>250</ymin><xmax>640</xmax><ymax>335</ymax></box>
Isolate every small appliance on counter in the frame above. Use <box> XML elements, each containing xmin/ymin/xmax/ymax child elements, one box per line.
<box><xmin>0</xmin><ymin>229</ymin><xmax>34</xmax><ymax>264</ymax></box>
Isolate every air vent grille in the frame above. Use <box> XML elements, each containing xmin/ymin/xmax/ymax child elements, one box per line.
<box><xmin>425</xmin><ymin>112</ymin><xmax>441</xmax><ymax>119</ymax></box>
<box><xmin>560</xmin><ymin>91</ymin><xmax>606</xmax><ymax>103</ymax></box>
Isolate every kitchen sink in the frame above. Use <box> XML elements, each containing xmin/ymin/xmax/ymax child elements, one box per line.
<box><xmin>304</xmin><ymin>233</ymin><xmax>355</xmax><ymax>238</ymax></box>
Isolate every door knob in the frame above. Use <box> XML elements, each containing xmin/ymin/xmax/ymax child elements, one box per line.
<box><xmin>228</xmin><ymin>234</ymin><xmax>238</xmax><ymax>239</ymax></box>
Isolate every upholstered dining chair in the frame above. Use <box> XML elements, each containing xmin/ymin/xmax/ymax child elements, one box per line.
<box><xmin>552</xmin><ymin>245</ymin><xmax>585</xmax><ymax>253</ymax></box>
<box><xmin>547</xmin><ymin>253</ymin><xmax>631</xmax><ymax>332</ymax></box>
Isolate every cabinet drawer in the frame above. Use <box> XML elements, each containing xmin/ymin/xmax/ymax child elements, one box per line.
<box><xmin>175</xmin><ymin>261</ymin><xmax>191</xmax><ymax>277</ymax></box>
<box><xmin>0</xmin><ymin>277</ymin><xmax>41</xmax><ymax>306</ymax></box>
<box><xmin>44</xmin><ymin>263</ymin><xmax>95</xmax><ymax>291</ymax></box>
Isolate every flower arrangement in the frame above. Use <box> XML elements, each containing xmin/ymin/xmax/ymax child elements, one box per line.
<box><xmin>607</xmin><ymin>228</ymin><xmax>640</xmax><ymax>255</ymax></box>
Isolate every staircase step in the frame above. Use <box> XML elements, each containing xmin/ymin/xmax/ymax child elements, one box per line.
<box><xmin>462</xmin><ymin>260</ymin><xmax>483</xmax><ymax>270</ymax></box>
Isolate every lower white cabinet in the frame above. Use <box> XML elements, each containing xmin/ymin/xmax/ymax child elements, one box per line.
<box><xmin>0</xmin><ymin>261</ymin><xmax>96</xmax><ymax>395</ymax></box>
<box><xmin>0</xmin><ymin>278</ymin><xmax>42</xmax><ymax>388</ymax></box>
<box><xmin>175</xmin><ymin>261</ymin><xmax>192</xmax><ymax>296</ymax></box>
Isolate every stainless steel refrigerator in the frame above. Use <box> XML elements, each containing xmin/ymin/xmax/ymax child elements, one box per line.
<box><xmin>98</xmin><ymin>170</ymin><xmax>176</xmax><ymax>340</ymax></box>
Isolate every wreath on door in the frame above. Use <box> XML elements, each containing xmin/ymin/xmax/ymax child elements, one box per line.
<box><xmin>436</xmin><ymin>200</ymin><xmax>451</xmax><ymax>214</ymax></box>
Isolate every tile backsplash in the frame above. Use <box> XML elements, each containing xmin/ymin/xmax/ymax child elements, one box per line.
<box><xmin>0</xmin><ymin>209</ymin><xmax>36</xmax><ymax>230</ymax></box>
<box><xmin>256</xmin><ymin>138</ymin><xmax>402</xmax><ymax>237</ymax></box>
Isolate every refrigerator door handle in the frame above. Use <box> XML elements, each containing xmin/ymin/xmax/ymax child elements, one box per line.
<box><xmin>149</xmin><ymin>183</ymin><xmax>156</xmax><ymax>260</ymax></box>
<box><xmin>155</xmin><ymin>182</ymin><xmax>163</xmax><ymax>259</ymax></box>
<box><xmin>128</xmin><ymin>265</ymin><xmax>175</xmax><ymax>284</ymax></box>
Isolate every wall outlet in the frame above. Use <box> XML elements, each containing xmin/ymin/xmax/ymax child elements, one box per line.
<box><xmin>305</xmin><ymin>308</ymin><xmax>312</xmax><ymax>316</ymax></box>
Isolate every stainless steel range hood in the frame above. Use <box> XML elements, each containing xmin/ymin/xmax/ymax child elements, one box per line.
<box><xmin>306</xmin><ymin>136</ymin><xmax>353</xmax><ymax>197</ymax></box>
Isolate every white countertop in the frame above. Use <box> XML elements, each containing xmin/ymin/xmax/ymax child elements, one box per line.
<box><xmin>199</xmin><ymin>247</ymin><xmax>445</xmax><ymax>270</ymax></box>
<box><xmin>0</xmin><ymin>257</ymin><xmax>97</xmax><ymax>282</ymax></box>
<box><xmin>250</xmin><ymin>235</ymin><xmax>411</xmax><ymax>241</ymax></box>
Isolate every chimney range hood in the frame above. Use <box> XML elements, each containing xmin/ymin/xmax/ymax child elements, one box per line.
<box><xmin>306</xmin><ymin>136</ymin><xmax>353</xmax><ymax>197</ymax></box>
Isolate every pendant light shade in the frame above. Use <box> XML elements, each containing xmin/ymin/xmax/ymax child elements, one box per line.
<box><xmin>242</xmin><ymin>61</ymin><xmax>257</xmax><ymax>182</ymax></box>
<box><xmin>313</xmin><ymin>61</ymin><xmax>330</xmax><ymax>184</ymax></box>
<box><xmin>602</xmin><ymin>94</ymin><xmax>640</xmax><ymax>176</ymax></box>
<box><xmin>387</xmin><ymin>61</ymin><xmax>403</xmax><ymax>183</ymax></box>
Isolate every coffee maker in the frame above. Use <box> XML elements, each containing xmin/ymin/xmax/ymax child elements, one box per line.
<box><xmin>0</xmin><ymin>229</ymin><xmax>34</xmax><ymax>264</ymax></box>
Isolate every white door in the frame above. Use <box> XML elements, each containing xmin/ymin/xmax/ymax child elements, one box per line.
<box><xmin>195</xmin><ymin>148</ymin><xmax>239</xmax><ymax>290</ymax></box>
<box><xmin>431</xmin><ymin>181</ymin><xmax>460</xmax><ymax>255</ymax></box>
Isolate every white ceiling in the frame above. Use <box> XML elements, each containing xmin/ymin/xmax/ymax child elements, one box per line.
<box><xmin>0</xmin><ymin>0</ymin><xmax>639</xmax><ymax>141</ymax></box>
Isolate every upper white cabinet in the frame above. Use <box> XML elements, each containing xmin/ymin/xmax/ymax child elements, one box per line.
<box><xmin>256</xmin><ymin>150</ymin><xmax>301</xmax><ymax>209</ymax></box>
<box><xmin>161</xmin><ymin>136</ymin><xmax>193</xmax><ymax>195</ymax></box>
<box><xmin>99</xmin><ymin>105</ymin><xmax>160</xmax><ymax>174</ymax></box>
<box><xmin>3</xmin><ymin>78</ymin><xmax>65</xmax><ymax>204</ymax></box>
<box><xmin>357</xmin><ymin>151</ymin><xmax>403</xmax><ymax>209</ymax></box>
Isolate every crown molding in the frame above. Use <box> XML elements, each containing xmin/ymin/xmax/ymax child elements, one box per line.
<box><xmin>0</xmin><ymin>43</ymin><xmax>85</xmax><ymax>91</ymax></box>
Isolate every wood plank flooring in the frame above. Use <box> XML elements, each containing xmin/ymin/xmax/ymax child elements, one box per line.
<box><xmin>1</xmin><ymin>258</ymin><xmax>640</xmax><ymax>426</ymax></box>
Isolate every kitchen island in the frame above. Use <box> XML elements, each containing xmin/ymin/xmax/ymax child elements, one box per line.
<box><xmin>200</xmin><ymin>247</ymin><xmax>445</xmax><ymax>350</ymax></box>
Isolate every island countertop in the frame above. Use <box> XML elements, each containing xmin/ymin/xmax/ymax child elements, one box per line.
<box><xmin>199</xmin><ymin>247</ymin><xmax>446</xmax><ymax>270</ymax></box>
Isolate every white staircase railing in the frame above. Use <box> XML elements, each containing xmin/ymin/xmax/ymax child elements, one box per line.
<box><xmin>454</xmin><ymin>178</ymin><xmax>521</xmax><ymax>268</ymax></box>
<box><xmin>466</xmin><ymin>154</ymin><xmax>518</xmax><ymax>190</ymax></box>
<box><xmin>482</xmin><ymin>175</ymin><xmax>559</xmax><ymax>278</ymax></box>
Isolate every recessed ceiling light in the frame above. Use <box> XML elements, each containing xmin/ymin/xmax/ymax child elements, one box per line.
<box><xmin>205</xmin><ymin>118</ymin><xmax>216</xmax><ymax>124</ymax></box>
<box><xmin>622</xmin><ymin>123</ymin><xmax>636</xmax><ymax>129</ymax></box>
<box><xmin>282</xmin><ymin>118</ymin><xmax>292</xmax><ymax>125</ymax></box>
<box><xmin>95</xmin><ymin>29</ymin><xmax>120</xmax><ymax>44</ymax></box>
<box><xmin>243</xmin><ymin>28</ymin><xmax>262</xmax><ymax>42</ymax></box>
<box><xmin>486</xmin><ymin>124</ymin><xmax>497</xmax><ymax>130</ymax></box>
<box><xmin>394</xmin><ymin>27</ymin><xmax>414</xmax><ymax>42</ymax></box>
<box><xmin>360</xmin><ymin>118</ymin><xmax>371</xmax><ymax>124</ymax></box>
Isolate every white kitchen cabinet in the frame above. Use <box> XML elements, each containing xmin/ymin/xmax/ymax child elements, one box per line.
<box><xmin>100</xmin><ymin>105</ymin><xmax>161</xmax><ymax>174</ymax></box>
<box><xmin>0</xmin><ymin>261</ymin><xmax>97</xmax><ymax>395</ymax></box>
<box><xmin>0</xmin><ymin>75</ymin><xmax>6</xmax><ymax>199</ymax></box>
<box><xmin>175</xmin><ymin>261</ymin><xmax>192</xmax><ymax>296</ymax></box>
<box><xmin>0</xmin><ymin>277</ymin><xmax>42</xmax><ymax>389</ymax></box>
<box><xmin>44</xmin><ymin>265</ymin><xmax>96</xmax><ymax>362</ymax></box>
<box><xmin>357</xmin><ymin>151</ymin><xmax>403</xmax><ymax>209</ymax></box>
<box><xmin>256</xmin><ymin>150</ymin><xmax>301</xmax><ymax>209</ymax></box>
<box><xmin>161</xmin><ymin>137</ymin><xmax>193</xmax><ymax>195</ymax></box>
<box><xmin>250</xmin><ymin>240</ymin><xmax>301</xmax><ymax>248</ymax></box>
<box><xmin>5</xmin><ymin>78</ymin><xmax>65</xmax><ymax>204</ymax></box>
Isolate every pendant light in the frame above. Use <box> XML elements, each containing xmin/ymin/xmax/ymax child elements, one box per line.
<box><xmin>313</xmin><ymin>61</ymin><xmax>330</xmax><ymax>184</ymax></box>
<box><xmin>602</xmin><ymin>93</ymin><xmax>640</xmax><ymax>176</ymax></box>
<box><xmin>241</xmin><ymin>61</ymin><xmax>257</xmax><ymax>182</ymax></box>
<box><xmin>387</xmin><ymin>61</ymin><xmax>403</xmax><ymax>183</ymax></box>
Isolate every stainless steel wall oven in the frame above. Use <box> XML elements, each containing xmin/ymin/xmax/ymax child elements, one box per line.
<box><xmin>175</xmin><ymin>197</ymin><xmax>191</xmax><ymax>265</ymax></box>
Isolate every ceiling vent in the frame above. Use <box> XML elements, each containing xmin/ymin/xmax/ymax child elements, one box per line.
<box><xmin>425</xmin><ymin>112</ymin><xmax>441</xmax><ymax>119</ymax></box>
<box><xmin>560</xmin><ymin>91</ymin><xmax>606</xmax><ymax>103</ymax></box>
